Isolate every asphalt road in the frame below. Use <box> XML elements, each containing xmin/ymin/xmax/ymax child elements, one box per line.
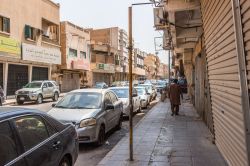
<box><xmin>8</xmin><ymin>96</ymin><xmax>160</xmax><ymax>166</ymax></box>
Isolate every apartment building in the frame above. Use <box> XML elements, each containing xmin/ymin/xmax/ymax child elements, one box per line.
<box><xmin>90</xmin><ymin>27</ymin><xmax>118</xmax><ymax>86</ymax></box>
<box><xmin>60</xmin><ymin>21</ymin><xmax>91</xmax><ymax>92</ymax></box>
<box><xmin>134</xmin><ymin>48</ymin><xmax>146</xmax><ymax>80</ymax></box>
<box><xmin>0</xmin><ymin>0</ymin><xmax>61</xmax><ymax>96</ymax></box>
<box><xmin>144</xmin><ymin>54</ymin><xmax>160</xmax><ymax>80</ymax></box>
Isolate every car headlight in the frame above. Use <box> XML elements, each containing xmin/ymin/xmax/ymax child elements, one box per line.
<box><xmin>79</xmin><ymin>118</ymin><xmax>96</xmax><ymax>128</ymax></box>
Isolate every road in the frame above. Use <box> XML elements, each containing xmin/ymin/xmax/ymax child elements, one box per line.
<box><xmin>8</xmin><ymin>96</ymin><xmax>160</xmax><ymax>166</ymax></box>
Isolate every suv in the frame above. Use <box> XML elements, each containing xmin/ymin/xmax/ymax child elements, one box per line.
<box><xmin>15</xmin><ymin>81</ymin><xmax>60</xmax><ymax>105</ymax></box>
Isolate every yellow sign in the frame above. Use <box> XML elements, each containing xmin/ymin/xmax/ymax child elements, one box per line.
<box><xmin>0</xmin><ymin>35</ymin><xmax>21</xmax><ymax>57</ymax></box>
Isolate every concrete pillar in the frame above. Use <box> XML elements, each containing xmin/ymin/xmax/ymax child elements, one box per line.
<box><xmin>48</xmin><ymin>65</ymin><xmax>52</xmax><ymax>80</ymax></box>
<box><xmin>183</xmin><ymin>50</ymin><xmax>193</xmax><ymax>97</ymax></box>
<box><xmin>28</xmin><ymin>65</ymin><xmax>33</xmax><ymax>82</ymax></box>
<box><xmin>3</xmin><ymin>63</ymin><xmax>8</xmax><ymax>97</ymax></box>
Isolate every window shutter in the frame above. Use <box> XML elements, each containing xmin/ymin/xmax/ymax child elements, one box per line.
<box><xmin>3</xmin><ymin>17</ymin><xmax>10</xmax><ymax>33</ymax></box>
<box><xmin>24</xmin><ymin>25</ymin><xmax>31</xmax><ymax>39</ymax></box>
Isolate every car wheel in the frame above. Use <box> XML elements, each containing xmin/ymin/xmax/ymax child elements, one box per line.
<box><xmin>59</xmin><ymin>156</ymin><xmax>71</xmax><ymax>166</ymax></box>
<box><xmin>96</xmin><ymin>125</ymin><xmax>105</xmax><ymax>146</ymax></box>
<box><xmin>116</xmin><ymin>114</ymin><xmax>123</xmax><ymax>130</ymax></box>
<box><xmin>36</xmin><ymin>94</ymin><xmax>43</xmax><ymax>104</ymax></box>
<box><xmin>17</xmin><ymin>100</ymin><xmax>24</xmax><ymax>105</ymax></box>
<box><xmin>53</xmin><ymin>92</ymin><xmax>59</xmax><ymax>101</ymax></box>
<box><xmin>0</xmin><ymin>99</ymin><xmax>2</xmax><ymax>106</ymax></box>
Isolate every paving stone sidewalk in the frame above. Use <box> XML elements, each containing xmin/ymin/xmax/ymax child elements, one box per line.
<box><xmin>98</xmin><ymin>99</ymin><xmax>227</xmax><ymax>166</ymax></box>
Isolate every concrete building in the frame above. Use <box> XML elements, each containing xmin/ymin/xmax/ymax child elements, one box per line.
<box><xmin>115</xmin><ymin>29</ymin><xmax>129</xmax><ymax>81</ymax></box>
<box><xmin>0</xmin><ymin>0</ymin><xmax>61</xmax><ymax>96</ymax></box>
<box><xmin>60</xmin><ymin>21</ymin><xmax>91</xmax><ymax>92</ymax></box>
<box><xmin>134</xmin><ymin>48</ymin><xmax>146</xmax><ymax>80</ymax></box>
<box><xmin>144</xmin><ymin>54</ymin><xmax>160</xmax><ymax>80</ymax></box>
<box><xmin>155</xmin><ymin>0</ymin><xmax>250</xmax><ymax>165</ymax></box>
<box><xmin>90</xmin><ymin>27</ymin><xmax>118</xmax><ymax>86</ymax></box>
<box><xmin>156</xmin><ymin>63</ymin><xmax>164</xmax><ymax>80</ymax></box>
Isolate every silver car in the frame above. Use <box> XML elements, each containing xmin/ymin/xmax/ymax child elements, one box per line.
<box><xmin>48</xmin><ymin>89</ymin><xmax>123</xmax><ymax>145</ymax></box>
<box><xmin>109</xmin><ymin>87</ymin><xmax>141</xmax><ymax>116</ymax></box>
<box><xmin>135</xmin><ymin>86</ymin><xmax>150</xmax><ymax>108</ymax></box>
<box><xmin>15</xmin><ymin>81</ymin><xmax>60</xmax><ymax>105</ymax></box>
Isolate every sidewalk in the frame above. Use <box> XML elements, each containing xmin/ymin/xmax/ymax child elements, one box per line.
<box><xmin>98</xmin><ymin>99</ymin><xmax>227</xmax><ymax>166</ymax></box>
<box><xmin>3</xmin><ymin>93</ymin><xmax>66</xmax><ymax>106</ymax></box>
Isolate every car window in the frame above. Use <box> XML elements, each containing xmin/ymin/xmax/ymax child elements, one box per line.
<box><xmin>0</xmin><ymin>121</ymin><xmax>18</xmax><ymax>166</ymax></box>
<box><xmin>52</xmin><ymin>81</ymin><xmax>58</xmax><ymax>86</ymax></box>
<box><xmin>110</xmin><ymin>88</ymin><xmax>129</xmax><ymax>98</ymax></box>
<box><xmin>14</xmin><ymin>116</ymin><xmax>49</xmax><ymax>151</ymax></box>
<box><xmin>48</xmin><ymin>82</ymin><xmax>54</xmax><ymax>87</ymax></box>
<box><xmin>42</xmin><ymin>83</ymin><xmax>48</xmax><ymax>88</ymax></box>
<box><xmin>109</xmin><ymin>92</ymin><xmax>118</xmax><ymax>103</ymax></box>
<box><xmin>44</xmin><ymin>119</ymin><xmax>57</xmax><ymax>136</ymax></box>
<box><xmin>104</xmin><ymin>93</ymin><xmax>112</xmax><ymax>106</ymax></box>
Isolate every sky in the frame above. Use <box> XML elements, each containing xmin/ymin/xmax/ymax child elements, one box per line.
<box><xmin>52</xmin><ymin>0</ymin><xmax>169</xmax><ymax>64</ymax></box>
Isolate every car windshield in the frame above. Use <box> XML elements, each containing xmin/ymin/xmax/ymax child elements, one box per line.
<box><xmin>24</xmin><ymin>82</ymin><xmax>42</xmax><ymax>88</ymax></box>
<box><xmin>55</xmin><ymin>92</ymin><xmax>102</xmax><ymax>109</ymax></box>
<box><xmin>139</xmin><ymin>85</ymin><xmax>152</xmax><ymax>92</ymax></box>
<box><xmin>135</xmin><ymin>88</ymin><xmax>145</xmax><ymax>95</ymax></box>
<box><xmin>94</xmin><ymin>83</ymin><xmax>104</xmax><ymax>88</ymax></box>
<box><xmin>111</xmin><ymin>89</ymin><xmax>129</xmax><ymax>98</ymax></box>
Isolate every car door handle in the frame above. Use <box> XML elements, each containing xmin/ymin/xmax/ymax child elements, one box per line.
<box><xmin>52</xmin><ymin>141</ymin><xmax>61</xmax><ymax>149</ymax></box>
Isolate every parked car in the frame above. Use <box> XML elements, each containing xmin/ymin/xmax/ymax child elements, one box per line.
<box><xmin>178</xmin><ymin>78</ymin><xmax>188</xmax><ymax>93</ymax></box>
<box><xmin>0</xmin><ymin>86</ymin><xmax>5</xmax><ymax>106</ymax></box>
<box><xmin>15</xmin><ymin>80</ymin><xmax>60</xmax><ymax>105</ymax></box>
<box><xmin>135</xmin><ymin>86</ymin><xmax>150</xmax><ymax>108</ymax></box>
<box><xmin>48</xmin><ymin>89</ymin><xmax>123</xmax><ymax>145</ymax></box>
<box><xmin>93</xmin><ymin>82</ymin><xmax>108</xmax><ymax>89</ymax></box>
<box><xmin>111</xmin><ymin>81</ymin><xmax>127</xmax><ymax>87</ymax></box>
<box><xmin>155</xmin><ymin>81</ymin><xmax>167</xmax><ymax>93</ymax></box>
<box><xmin>138</xmin><ymin>84</ymin><xmax>157</xmax><ymax>101</ymax></box>
<box><xmin>0</xmin><ymin>107</ymin><xmax>78</xmax><ymax>166</ymax></box>
<box><xmin>109</xmin><ymin>87</ymin><xmax>141</xmax><ymax>116</ymax></box>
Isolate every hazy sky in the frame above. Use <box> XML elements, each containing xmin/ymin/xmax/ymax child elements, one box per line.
<box><xmin>52</xmin><ymin>0</ymin><xmax>169</xmax><ymax>64</ymax></box>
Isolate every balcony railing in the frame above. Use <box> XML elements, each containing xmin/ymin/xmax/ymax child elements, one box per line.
<box><xmin>42</xmin><ymin>35</ymin><xmax>59</xmax><ymax>45</ymax></box>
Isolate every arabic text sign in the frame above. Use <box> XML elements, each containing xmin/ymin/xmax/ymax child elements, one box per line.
<box><xmin>0</xmin><ymin>36</ymin><xmax>21</xmax><ymax>57</ymax></box>
<box><xmin>22</xmin><ymin>43</ymin><xmax>61</xmax><ymax>64</ymax></box>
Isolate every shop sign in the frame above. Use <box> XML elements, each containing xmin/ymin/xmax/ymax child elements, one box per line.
<box><xmin>0</xmin><ymin>35</ymin><xmax>21</xmax><ymax>57</ymax></box>
<box><xmin>72</xmin><ymin>59</ymin><xmax>90</xmax><ymax>71</ymax></box>
<box><xmin>22</xmin><ymin>43</ymin><xmax>61</xmax><ymax>64</ymax></box>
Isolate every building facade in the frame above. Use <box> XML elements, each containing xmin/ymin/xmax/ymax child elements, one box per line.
<box><xmin>60</xmin><ymin>21</ymin><xmax>91</xmax><ymax>92</ymax></box>
<box><xmin>156</xmin><ymin>0</ymin><xmax>250</xmax><ymax>165</ymax></box>
<box><xmin>144</xmin><ymin>54</ymin><xmax>160</xmax><ymax>80</ymax></box>
<box><xmin>0</xmin><ymin>0</ymin><xmax>61</xmax><ymax>96</ymax></box>
<box><xmin>90</xmin><ymin>27</ymin><xmax>118</xmax><ymax>86</ymax></box>
<box><xmin>134</xmin><ymin>48</ymin><xmax>146</xmax><ymax>80</ymax></box>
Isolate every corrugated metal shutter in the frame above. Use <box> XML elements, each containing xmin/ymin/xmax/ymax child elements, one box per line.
<box><xmin>200</xmin><ymin>0</ymin><xmax>248</xmax><ymax>165</ymax></box>
<box><xmin>240</xmin><ymin>0</ymin><xmax>250</xmax><ymax>100</ymax></box>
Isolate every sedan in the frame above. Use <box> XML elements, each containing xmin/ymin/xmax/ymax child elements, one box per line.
<box><xmin>138</xmin><ymin>84</ymin><xmax>157</xmax><ymax>101</ymax></box>
<box><xmin>0</xmin><ymin>107</ymin><xmax>78</xmax><ymax>166</ymax></box>
<box><xmin>48</xmin><ymin>89</ymin><xmax>123</xmax><ymax>145</ymax></box>
<box><xmin>109</xmin><ymin>87</ymin><xmax>141</xmax><ymax>116</ymax></box>
<box><xmin>135</xmin><ymin>86</ymin><xmax>150</xmax><ymax>108</ymax></box>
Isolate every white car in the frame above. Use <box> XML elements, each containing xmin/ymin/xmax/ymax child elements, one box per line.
<box><xmin>109</xmin><ymin>87</ymin><xmax>141</xmax><ymax>116</ymax></box>
<box><xmin>135</xmin><ymin>86</ymin><xmax>150</xmax><ymax>108</ymax></box>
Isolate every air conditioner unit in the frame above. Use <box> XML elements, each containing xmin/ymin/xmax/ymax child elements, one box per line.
<box><xmin>154</xmin><ymin>7</ymin><xmax>167</xmax><ymax>30</ymax></box>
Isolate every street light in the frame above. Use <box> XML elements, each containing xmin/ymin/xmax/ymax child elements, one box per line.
<box><xmin>128</xmin><ymin>2</ymin><xmax>153</xmax><ymax>161</ymax></box>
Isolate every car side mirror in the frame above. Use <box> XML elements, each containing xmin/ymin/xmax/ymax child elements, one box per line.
<box><xmin>105</xmin><ymin>104</ymin><xmax>114</xmax><ymax>110</ymax></box>
<box><xmin>52</xmin><ymin>103</ymin><xmax>56</xmax><ymax>107</ymax></box>
<box><xmin>132</xmin><ymin>93</ymin><xmax>138</xmax><ymax>97</ymax></box>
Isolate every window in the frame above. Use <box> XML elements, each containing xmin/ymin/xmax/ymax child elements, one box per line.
<box><xmin>104</xmin><ymin>93</ymin><xmax>112</xmax><ymax>106</ymax></box>
<box><xmin>0</xmin><ymin>121</ymin><xmax>18</xmax><ymax>166</ymax></box>
<box><xmin>14</xmin><ymin>116</ymin><xmax>49</xmax><ymax>151</ymax></box>
<box><xmin>0</xmin><ymin>16</ymin><xmax>10</xmax><ymax>33</ymax></box>
<box><xmin>109</xmin><ymin>92</ymin><xmax>118</xmax><ymax>104</ymax></box>
<box><xmin>80</xmin><ymin>51</ymin><xmax>87</xmax><ymax>59</ymax></box>
<box><xmin>42</xmin><ymin>83</ymin><xmax>48</xmax><ymax>88</ymax></box>
<box><xmin>69</xmin><ymin>48</ymin><xmax>77</xmax><ymax>57</ymax></box>
<box><xmin>48</xmin><ymin>82</ymin><xmax>54</xmax><ymax>87</ymax></box>
<box><xmin>25</xmin><ymin>25</ymin><xmax>37</xmax><ymax>41</ymax></box>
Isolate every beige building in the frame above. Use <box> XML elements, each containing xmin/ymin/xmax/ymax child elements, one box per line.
<box><xmin>134</xmin><ymin>48</ymin><xmax>146</xmax><ymax>80</ymax></box>
<box><xmin>90</xmin><ymin>27</ymin><xmax>118</xmax><ymax>86</ymax></box>
<box><xmin>60</xmin><ymin>21</ymin><xmax>91</xmax><ymax>92</ymax></box>
<box><xmin>0</xmin><ymin>0</ymin><xmax>61</xmax><ymax>96</ymax></box>
<box><xmin>144</xmin><ymin>54</ymin><xmax>160</xmax><ymax>80</ymax></box>
<box><xmin>156</xmin><ymin>0</ymin><xmax>250</xmax><ymax>164</ymax></box>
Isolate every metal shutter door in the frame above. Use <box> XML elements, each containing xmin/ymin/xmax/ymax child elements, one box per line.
<box><xmin>201</xmin><ymin>0</ymin><xmax>248</xmax><ymax>165</ymax></box>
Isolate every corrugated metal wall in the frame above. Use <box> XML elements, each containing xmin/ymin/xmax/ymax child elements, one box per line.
<box><xmin>200</xmin><ymin>0</ymin><xmax>248</xmax><ymax>165</ymax></box>
<box><xmin>240</xmin><ymin>0</ymin><xmax>250</xmax><ymax>104</ymax></box>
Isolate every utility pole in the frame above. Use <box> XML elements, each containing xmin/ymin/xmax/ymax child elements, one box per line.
<box><xmin>168</xmin><ymin>50</ymin><xmax>171</xmax><ymax>82</ymax></box>
<box><xmin>128</xmin><ymin>6</ymin><xmax>133</xmax><ymax>161</ymax></box>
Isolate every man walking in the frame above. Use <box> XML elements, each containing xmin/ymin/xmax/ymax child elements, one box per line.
<box><xmin>169</xmin><ymin>79</ymin><xmax>183</xmax><ymax>116</ymax></box>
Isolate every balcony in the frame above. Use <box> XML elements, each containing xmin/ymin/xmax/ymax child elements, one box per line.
<box><xmin>42</xmin><ymin>18</ymin><xmax>59</xmax><ymax>46</ymax></box>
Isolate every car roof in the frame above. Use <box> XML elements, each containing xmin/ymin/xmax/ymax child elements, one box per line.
<box><xmin>69</xmin><ymin>88</ymin><xmax>109</xmax><ymax>94</ymax></box>
<box><xmin>109</xmin><ymin>86</ymin><xmax>129</xmax><ymax>89</ymax></box>
<box><xmin>0</xmin><ymin>107</ymin><xmax>47</xmax><ymax>121</ymax></box>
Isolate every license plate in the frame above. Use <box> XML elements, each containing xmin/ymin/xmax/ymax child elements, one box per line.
<box><xmin>20</xmin><ymin>97</ymin><xmax>25</xmax><ymax>100</ymax></box>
